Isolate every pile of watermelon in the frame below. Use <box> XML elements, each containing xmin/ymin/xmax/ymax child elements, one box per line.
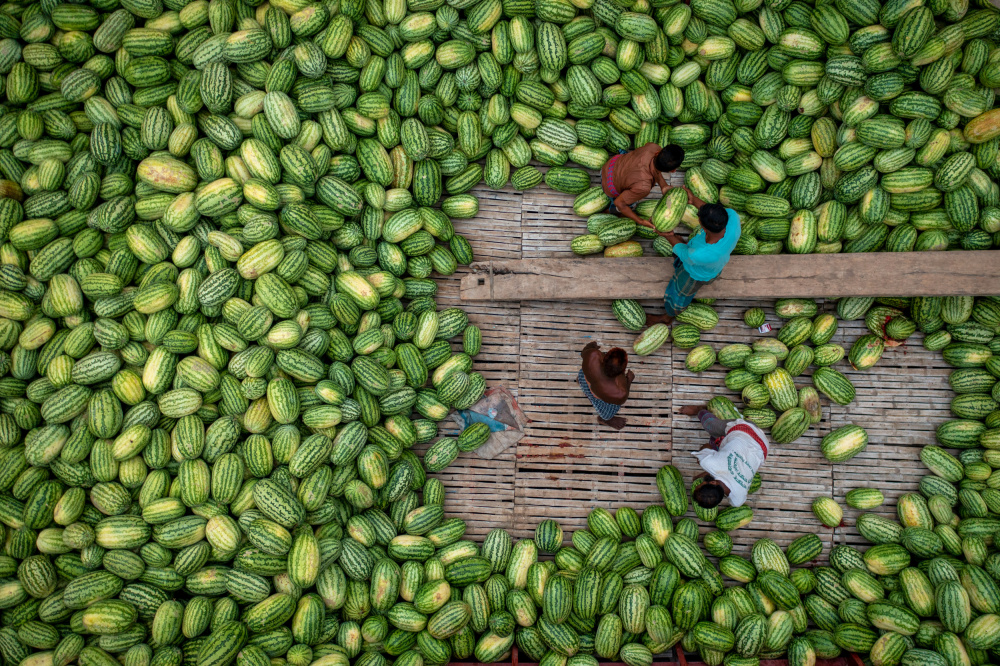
<box><xmin>623</xmin><ymin>297</ymin><xmax>870</xmax><ymax>449</ymax></box>
<box><xmin>445</xmin><ymin>293</ymin><xmax>1000</xmax><ymax>666</ymax></box>
<box><xmin>562</xmin><ymin>0</ymin><xmax>1000</xmax><ymax>259</ymax></box>
<box><xmin>1</xmin><ymin>0</ymin><xmax>999</xmax><ymax>657</ymax></box>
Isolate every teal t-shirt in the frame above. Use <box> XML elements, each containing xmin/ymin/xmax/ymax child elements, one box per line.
<box><xmin>673</xmin><ymin>208</ymin><xmax>741</xmax><ymax>281</ymax></box>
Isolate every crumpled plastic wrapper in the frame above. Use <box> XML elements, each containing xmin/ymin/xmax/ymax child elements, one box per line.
<box><xmin>451</xmin><ymin>386</ymin><xmax>528</xmax><ymax>459</ymax></box>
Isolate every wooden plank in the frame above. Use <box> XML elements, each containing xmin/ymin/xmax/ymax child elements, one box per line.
<box><xmin>460</xmin><ymin>251</ymin><xmax>1000</xmax><ymax>301</ymax></box>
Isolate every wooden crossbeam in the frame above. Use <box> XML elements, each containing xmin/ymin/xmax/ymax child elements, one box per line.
<box><xmin>459</xmin><ymin>251</ymin><xmax>1000</xmax><ymax>301</ymax></box>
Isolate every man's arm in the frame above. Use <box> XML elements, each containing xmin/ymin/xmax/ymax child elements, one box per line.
<box><xmin>616</xmin><ymin>371</ymin><xmax>635</xmax><ymax>400</ymax></box>
<box><xmin>614</xmin><ymin>194</ymin><xmax>650</xmax><ymax>227</ymax></box>
<box><xmin>662</xmin><ymin>232</ymin><xmax>687</xmax><ymax>247</ymax></box>
<box><xmin>679</xmin><ymin>186</ymin><xmax>706</xmax><ymax>208</ymax></box>
<box><xmin>639</xmin><ymin>220</ymin><xmax>683</xmax><ymax>240</ymax></box>
<box><xmin>655</xmin><ymin>172</ymin><xmax>670</xmax><ymax>193</ymax></box>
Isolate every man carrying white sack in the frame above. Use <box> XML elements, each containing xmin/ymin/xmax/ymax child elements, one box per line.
<box><xmin>678</xmin><ymin>403</ymin><xmax>771</xmax><ymax>509</ymax></box>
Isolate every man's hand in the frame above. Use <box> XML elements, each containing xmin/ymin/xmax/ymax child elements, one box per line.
<box><xmin>662</xmin><ymin>232</ymin><xmax>684</xmax><ymax>246</ymax></box>
<box><xmin>683</xmin><ymin>187</ymin><xmax>706</xmax><ymax>208</ymax></box>
<box><xmin>616</xmin><ymin>197</ymin><xmax>646</xmax><ymax>226</ymax></box>
<box><xmin>599</xmin><ymin>416</ymin><xmax>627</xmax><ymax>430</ymax></box>
<box><xmin>679</xmin><ymin>404</ymin><xmax>703</xmax><ymax>416</ymax></box>
<box><xmin>583</xmin><ymin>341</ymin><xmax>599</xmax><ymax>351</ymax></box>
<box><xmin>626</xmin><ymin>370</ymin><xmax>635</xmax><ymax>381</ymax></box>
<box><xmin>635</xmin><ymin>218</ymin><xmax>655</xmax><ymax>230</ymax></box>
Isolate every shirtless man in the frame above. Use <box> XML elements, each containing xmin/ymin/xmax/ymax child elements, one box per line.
<box><xmin>601</xmin><ymin>143</ymin><xmax>688</xmax><ymax>229</ymax></box>
<box><xmin>579</xmin><ymin>342</ymin><xmax>635</xmax><ymax>431</ymax></box>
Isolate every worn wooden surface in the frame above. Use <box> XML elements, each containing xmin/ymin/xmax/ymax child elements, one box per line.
<box><xmin>431</xmin><ymin>177</ymin><xmax>957</xmax><ymax>559</ymax></box>
<box><xmin>460</xmin><ymin>251</ymin><xmax>1000</xmax><ymax>301</ymax></box>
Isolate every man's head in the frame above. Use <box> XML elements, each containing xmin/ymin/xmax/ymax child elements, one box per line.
<box><xmin>655</xmin><ymin>145</ymin><xmax>684</xmax><ymax>173</ymax></box>
<box><xmin>692</xmin><ymin>478</ymin><xmax>725</xmax><ymax>509</ymax></box>
<box><xmin>698</xmin><ymin>203</ymin><xmax>728</xmax><ymax>234</ymax></box>
<box><xmin>602</xmin><ymin>347</ymin><xmax>628</xmax><ymax>377</ymax></box>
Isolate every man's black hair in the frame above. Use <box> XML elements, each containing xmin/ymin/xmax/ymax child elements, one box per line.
<box><xmin>655</xmin><ymin>145</ymin><xmax>684</xmax><ymax>173</ymax></box>
<box><xmin>603</xmin><ymin>348</ymin><xmax>628</xmax><ymax>377</ymax></box>
<box><xmin>698</xmin><ymin>203</ymin><xmax>728</xmax><ymax>233</ymax></box>
<box><xmin>692</xmin><ymin>480</ymin><xmax>725</xmax><ymax>509</ymax></box>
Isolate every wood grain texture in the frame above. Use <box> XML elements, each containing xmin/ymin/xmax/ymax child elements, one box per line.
<box><xmin>461</xmin><ymin>252</ymin><xmax>1000</xmax><ymax>301</ymax></box>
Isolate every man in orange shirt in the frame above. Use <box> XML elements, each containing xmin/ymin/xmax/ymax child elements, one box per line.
<box><xmin>601</xmin><ymin>144</ymin><xmax>688</xmax><ymax>228</ymax></box>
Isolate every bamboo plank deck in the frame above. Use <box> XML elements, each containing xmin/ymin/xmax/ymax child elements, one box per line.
<box><xmin>431</xmin><ymin>178</ymin><xmax>959</xmax><ymax>560</ymax></box>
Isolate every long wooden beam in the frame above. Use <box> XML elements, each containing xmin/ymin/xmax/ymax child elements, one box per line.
<box><xmin>459</xmin><ymin>251</ymin><xmax>1000</xmax><ymax>301</ymax></box>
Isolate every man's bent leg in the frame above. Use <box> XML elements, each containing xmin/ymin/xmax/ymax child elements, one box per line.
<box><xmin>663</xmin><ymin>273</ymin><xmax>694</xmax><ymax>318</ymax></box>
<box><xmin>698</xmin><ymin>408</ymin><xmax>731</xmax><ymax>439</ymax></box>
<box><xmin>664</xmin><ymin>259</ymin><xmax>714</xmax><ymax>318</ymax></box>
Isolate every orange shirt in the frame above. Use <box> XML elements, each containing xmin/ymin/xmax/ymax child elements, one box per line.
<box><xmin>601</xmin><ymin>143</ymin><xmax>671</xmax><ymax>207</ymax></box>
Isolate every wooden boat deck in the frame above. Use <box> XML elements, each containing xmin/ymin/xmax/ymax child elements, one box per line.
<box><xmin>426</xmin><ymin>177</ymin><xmax>955</xmax><ymax>562</ymax></box>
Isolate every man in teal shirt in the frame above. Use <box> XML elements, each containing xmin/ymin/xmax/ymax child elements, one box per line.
<box><xmin>648</xmin><ymin>203</ymin><xmax>741</xmax><ymax>325</ymax></box>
